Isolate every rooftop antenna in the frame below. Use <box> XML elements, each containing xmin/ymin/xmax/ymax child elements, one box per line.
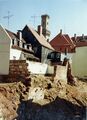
<box><xmin>31</xmin><ymin>15</ymin><xmax>40</xmax><ymax>28</ymax></box>
<box><xmin>3</xmin><ymin>11</ymin><xmax>13</xmax><ymax>29</ymax></box>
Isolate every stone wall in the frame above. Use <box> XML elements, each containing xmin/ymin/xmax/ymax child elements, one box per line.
<box><xmin>0</xmin><ymin>60</ymin><xmax>69</xmax><ymax>84</ymax></box>
<box><xmin>54</xmin><ymin>65</ymin><xmax>67</xmax><ymax>84</ymax></box>
<box><xmin>0</xmin><ymin>60</ymin><xmax>30</xmax><ymax>82</ymax></box>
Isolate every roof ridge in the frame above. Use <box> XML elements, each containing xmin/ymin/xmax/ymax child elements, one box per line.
<box><xmin>62</xmin><ymin>34</ymin><xmax>70</xmax><ymax>44</ymax></box>
<box><xmin>50</xmin><ymin>33</ymin><xmax>60</xmax><ymax>43</ymax></box>
<box><xmin>64</xmin><ymin>34</ymin><xmax>75</xmax><ymax>47</ymax></box>
<box><xmin>26</xmin><ymin>25</ymin><xmax>54</xmax><ymax>50</ymax></box>
<box><xmin>6</xmin><ymin>29</ymin><xmax>26</xmax><ymax>43</ymax></box>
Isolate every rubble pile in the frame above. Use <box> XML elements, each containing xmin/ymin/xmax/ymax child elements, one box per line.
<box><xmin>0</xmin><ymin>82</ymin><xmax>29</xmax><ymax>120</ymax></box>
<box><xmin>0</xmin><ymin>75</ymin><xmax>87</xmax><ymax>120</ymax></box>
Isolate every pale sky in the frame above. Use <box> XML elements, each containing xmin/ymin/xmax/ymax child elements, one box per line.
<box><xmin>0</xmin><ymin>0</ymin><xmax>87</xmax><ymax>39</ymax></box>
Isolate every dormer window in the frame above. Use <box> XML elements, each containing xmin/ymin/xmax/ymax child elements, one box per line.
<box><xmin>23</xmin><ymin>43</ymin><xmax>25</xmax><ymax>48</ymax></box>
<box><xmin>12</xmin><ymin>38</ymin><xmax>17</xmax><ymax>46</ymax></box>
<box><xmin>12</xmin><ymin>39</ymin><xmax>14</xmax><ymax>45</ymax></box>
<box><xmin>17</xmin><ymin>41</ymin><xmax>20</xmax><ymax>46</ymax></box>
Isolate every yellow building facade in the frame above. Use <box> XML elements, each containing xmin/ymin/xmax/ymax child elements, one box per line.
<box><xmin>72</xmin><ymin>46</ymin><xmax>87</xmax><ymax>78</ymax></box>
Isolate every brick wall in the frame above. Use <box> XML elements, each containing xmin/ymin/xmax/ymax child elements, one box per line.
<box><xmin>0</xmin><ymin>60</ymin><xmax>30</xmax><ymax>82</ymax></box>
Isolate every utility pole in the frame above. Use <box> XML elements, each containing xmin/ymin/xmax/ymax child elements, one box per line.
<box><xmin>3</xmin><ymin>11</ymin><xmax>13</xmax><ymax>29</ymax></box>
<box><xmin>31</xmin><ymin>15</ymin><xmax>40</xmax><ymax>28</ymax></box>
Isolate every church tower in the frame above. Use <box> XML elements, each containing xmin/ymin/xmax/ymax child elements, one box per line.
<box><xmin>41</xmin><ymin>14</ymin><xmax>51</xmax><ymax>42</ymax></box>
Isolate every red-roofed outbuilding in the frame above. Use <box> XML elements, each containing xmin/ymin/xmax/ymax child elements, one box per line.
<box><xmin>50</xmin><ymin>30</ymin><xmax>76</xmax><ymax>54</ymax></box>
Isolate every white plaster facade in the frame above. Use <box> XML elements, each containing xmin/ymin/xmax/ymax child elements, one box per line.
<box><xmin>0</xmin><ymin>25</ymin><xmax>10</xmax><ymax>75</ymax></box>
<box><xmin>61</xmin><ymin>53</ymin><xmax>73</xmax><ymax>63</ymax></box>
<box><xmin>9</xmin><ymin>36</ymin><xmax>26</xmax><ymax>60</ymax></box>
<box><xmin>26</xmin><ymin>60</ymin><xmax>54</xmax><ymax>75</ymax></box>
<box><xmin>27</xmin><ymin>61</ymin><xmax>48</xmax><ymax>74</ymax></box>
<box><xmin>10</xmin><ymin>48</ymin><xmax>25</xmax><ymax>60</ymax></box>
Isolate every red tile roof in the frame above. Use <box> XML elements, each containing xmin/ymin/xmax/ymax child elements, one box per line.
<box><xmin>64</xmin><ymin>34</ymin><xmax>75</xmax><ymax>48</ymax></box>
<box><xmin>75</xmin><ymin>42</ymin><xmax>87</xmax><ymax>47</ymax></box>
<box><xmin>25</xmin><ymin>25</ymin><xmax>54</xmax><ymax>51</ymax></box>
<box><xmin>50</xmin><ymin>33</ymin><xmax>75</xmax><ymax>53</ymax></box>
<box><xmin>71</xmin><ymin>35</ymin><xmax>87</xmax><ymax>47</ymax></box>
<box><xmin>72</xmin><ymin>36</ymin><xmax>87</xmax><ymax>42</ymax></box>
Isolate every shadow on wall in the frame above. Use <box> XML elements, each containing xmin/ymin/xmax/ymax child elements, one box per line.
<box><xmin>14</xmin><ymin>96</ymin><xmax>86</xmax><ymax>120</ymax></box>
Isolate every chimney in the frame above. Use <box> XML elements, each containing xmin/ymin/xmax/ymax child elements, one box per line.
<box><xmin>74</xmin><ymin>33</ymin><xmax>77</xmax><ymax>41</ymax></box>
<box><xmin>38</xmin><ymin>25</ymin><xmax>42</xmax><ymax>36</ymax></box>
<box><xmin>17</xmin><ymin>30</ymin><xmax>22</xmax><ymax>40</ymax></box>
<box><xmin>17</xmin><ymin>30</ymin><xmax>23</xmax><ymax>48</ymax></box>
<box><xmin>82</xmin><ymin>34</ymin><xmax>84</xmax><ymax>39</ymax></box>
<box><xmin>60</xmin><ymin>29</ymin><xmax>62</xmax><ymax>34</ymax></box>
